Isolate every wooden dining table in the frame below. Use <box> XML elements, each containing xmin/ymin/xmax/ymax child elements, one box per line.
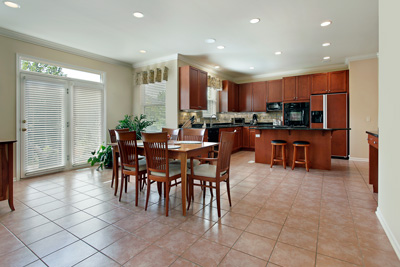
<box><xmin>109</xmin><ymin>140</ymin><xmax>218</xmax><ymax>216</ymax></box>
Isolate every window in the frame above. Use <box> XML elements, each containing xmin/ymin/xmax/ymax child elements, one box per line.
<box><xmin>20</xmin><ymin>59</ymin><xmax>102</xmax><ymax>83</ymax></box>
<box><xmin>203</xmin><ymin>87</ymin><xmax>218</xmax><ymax>117</ymax></box>
<box><xmin>142</xmin><ymin>81</ymin><xmax>166</xmax><ymax>132</ymax></box>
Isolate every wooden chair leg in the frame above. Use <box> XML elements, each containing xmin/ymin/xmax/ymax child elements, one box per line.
<box><xmin>282</xmin><ymin>145</ymin><xmax>287</xmax><ymax>169</ymax></box>
<box><xmin>157</xmin><ymin>182</ymin><xmax>162</xmax><ymax>197</ymax></box>
<box><xmin>209</xmin><ymin>182</ymin><xmax>213</xmax><ymax>197</ymax></box>
<box><xmin>292</xmin><ymin>146</ymin><xmax>297</xmax><ymax>170</ymax></box>
<box><xmin>216</xmin><ymin>182</ymin><xmax>221</xmax><ymax>218</ymax></box>
<box><xmin>165</xmin><ymin>182</ymin><xmax>170</xmax><ymax>217</ymax></box>
<box><xmin>202</xmin><ymin>181</ymin><xmax>206</xmax><ymax>200</ymax></box>
<box><xmin>270</xmin><ymin>144</ymin><xmax>275</xmax><ymax>168</ymax></box>
<box><xmin>187</xmin><ymin>176</ymin><xmax>192</xmax><ymax>210</ymax></box>
<box><xmin>145</xmin><ymin>177</ymin><xmax>151</xmax><ymax>211</ymax></box>
<box><xmin>125</xmin><ymin>175</ymin><xmax>128</xmax><ymax>193</ymax></box>
<box><xmin>111</xmin><ymin>168</ymin><xmax>115</xmax><ymax>188</ymax></box>
<box><xmin>305</xmin><ymin>146</ymin><xmax>310</xmax><ymax>172</ymax></box>
<box><xmin>119</xmin><ymin>175</ymin><xmax>124</xmax><ymax>201</ymax></box>
<box><xmin>226</xmin><ymin>178</ymin><xmax>232</xmax><ymax>207</ymax></box>
<box><xmin>135</xmin><ymin>175</ymin><xmax>139</xmax><ymax>206</ymax></box>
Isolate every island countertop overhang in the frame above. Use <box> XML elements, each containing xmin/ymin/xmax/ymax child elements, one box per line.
<box><xmin>250</xmin><ymin>126</ymin><xmax>351</xmax><ymax>131</ymax></box>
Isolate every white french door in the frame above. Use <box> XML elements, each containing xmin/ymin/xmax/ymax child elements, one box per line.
<box><xmin>20</xmin><ymin>74</ymin><xmax>105</xmax><ymax>178</ymax></box>
<box><xmin>21</xmin><ymin>74</ymin><xmax>68</xmax><ymax>177</ymax></box>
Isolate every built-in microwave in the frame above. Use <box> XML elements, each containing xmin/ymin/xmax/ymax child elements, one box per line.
<box><xmin>266</xmin><ymin>102</ymin><xmax>283</xmax><ymax>112</ymax></box>
<box><xmin>284</xmin><ymin>102</ymin><xmax>310</xmax><ymax>126</ymax></box>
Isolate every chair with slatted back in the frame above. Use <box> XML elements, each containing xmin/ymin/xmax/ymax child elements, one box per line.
<box><xmin>109</xmin><ymin>128</ymin><xmax>129</xmax><ymax>189</ymax></box>
<box><xmin>162</xmin><ymin>128</ymin><xmax>180</xmax><ymax>141</ymax></box>
<box><xmin>187</xmin><ymin>131</ymin><xmax>234</xmax><ymax>217</ymax></box>
<box><xmin>142</xmin><ymin>132</ymin><xmax>181</xmax><ymax>217</ymax></box>
<box><xmin>115</xmin><ymin>131</ymin><xmax>147</xmax><ymax>205</ymax></box>
<box><xmin>179</xmin><ymin>128</ymin><xmax>206</xmax><ymax>142</ymax></box>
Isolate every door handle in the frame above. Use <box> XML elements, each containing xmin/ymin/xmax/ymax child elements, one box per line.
<box><xmin>22</xmin><ymin>128</ymin><xmax>27</xmax><ymax>132</ymax></box>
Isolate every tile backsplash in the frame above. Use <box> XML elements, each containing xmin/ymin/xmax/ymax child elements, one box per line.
<box><xmin>179</xmin><ymin>111</ymin><xmax>283</xmax><ymax>125</ymax></box>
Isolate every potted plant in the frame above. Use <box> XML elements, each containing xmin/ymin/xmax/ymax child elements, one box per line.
<box><xmin>116</xmin><ymin>114</ymin><xmax>155</xmax><ymax>140</ymax></box>
<box><xmin>87</xmin><ymin>144</ymin><xmax>113</xmax><ymax>170</ymax></box>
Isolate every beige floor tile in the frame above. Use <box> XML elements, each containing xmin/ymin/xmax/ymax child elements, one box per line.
<box><xmin>270</xmin><ymin>242</ymin><xmax>316</xmax><ymax>267</ymax></box>
<box><xmin>278</xmin><ymin>226</ymin><xmax>318</xmax><ymax>251</ymax></box>
<box><xmin>101</xmin><ymin>234</ymin><xmax>150</xmax><ymax>264</ymax></box>
<box><xmin>203</xmin><ymin>223</ymin><xmax>243</xmax><ymax>247</ymax></box>
<box><xmin>155</xmin><ymin>228</ymin><xmax>199</xmax><ymax>255</ymax></box>
<box><xmin>124</xmin><ymin>245</ymin><xmax>178</xmax><ymax>267</ymax></box>
<box><xmin>83</xmin><ymin>225</ymin><xmax>127</xmax><ymax>250</ymax></box>
<box><xmin>28</xmin><ymin>230</ymin><xmax>78</xmax><ymax>258</ymax></box>
<box><xmin>42</xmin><ymin>241</ymin><xmax>97</xmax><ymax>267</ymax></box>
<box><xmin>220</xmin><ymin>249</ymin><xmax>267</xmax><ymax>267</ymax></box>
<box><xmin>246</xmin><ymin>218</ymin><xmax>282</xmax><ymax>240</ymax></box>
<box><xmin>220</xmin><ymin>212</ymin><xmax>253</xmax><ymax>230</ymax></box>
<box><xmin>181</xmin><ymin>238</ymin><xmax>230</xmax><ymax>267</ymax></box>
<box><xmin>233</xmin><ymin>232</ymin><xmax>275</xmax><ymax>261</ymax></box>
<box><xmin>316</xmin><ymin>254</ymin><xmax>359</xmax><ymax>267</ymax></box>
<box><xmin>74</xmin><ymin>252</ymin><xmax>120</xmax><ymax>267</ymax></box>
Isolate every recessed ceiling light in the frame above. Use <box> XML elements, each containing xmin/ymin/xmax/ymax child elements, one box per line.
<box><xmin>217</xmin><ymin>45</ymin><xmax>225</xmax><ymax>49</ymax></box>
<box><xmin>275</xmin><ymin>51</ymin><xmax>282</xmax><ymax>55</ymax></box>
<box><xmin>133</xmin><ymin>12</ymin><xmax>144</xmax><ymax>18</ymax></box>
<box><xmin>321</xmin><ymin>20</ymin><xmax>332</xmax><ymax>27</ymax></box>
<box><xmin>250</xmin><ymin>18</ymin><xmax>260</xmax><ymax>24</ymax></box>
<box><xmin>323</xmin><ymin>56</ymin><xmax>331</xmax><ymax>60</ymax></box>
<box><xmin>249</xmin><ymin>67</ymin><xmax>255</xmax><ymax>70</ymax></box>
<box><xmin>3</xmin><ymin>1</ymin><xmax>20</xmax><ymax>8</ymax></box>
<box><xmin>205</xmin><ymin>38</ymin><xmax>216</xmax><ymax>44</ymax></box>
<box><xmin>139</xmin><ymin>50</ymin><xmax>147</xmax><ymax>53</ymax></box>
<box><xmin>214</xmin><ymin>66</ymin><xmax>220</xmax><ymax>69</ymax></box>
<box><xmin>322</xmin><ymin>42</ymin><xmax>331</xmax><ymax>47</ymax></box>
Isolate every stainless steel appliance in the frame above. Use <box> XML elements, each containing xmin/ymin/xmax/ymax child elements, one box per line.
<box><xmin>310</xmin><ymin>93</ymin><xmax>348</xmax><ymax>158</ymax></box>
<box><xmin>231</xmin><ymin>118</ymin><xmax>245</xmax><ymax>125</ymax></box>
<box><xmin>283</xmin><ymin>102</ymin><xmax>309</xmax><ymax>126</ymax></box>
<box><xmin>266</xmin><ymin>102</ymin><xmax>283</xmax><ymax>112</ymax></box>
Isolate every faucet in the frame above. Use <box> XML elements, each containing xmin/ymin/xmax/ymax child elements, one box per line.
<box><xmin>210</xmin><ymin>114</ymin><xmax>217</xmax><ymax>128</ymax></box>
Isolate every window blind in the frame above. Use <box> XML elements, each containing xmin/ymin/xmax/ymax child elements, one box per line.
<box><xmin>143</xmin><ymin>81</ymin><xmax>166</xmax><ymax>131</ymax></box>
<box><xmin>23</xmin><ymin>77</ymin><xmax>67</xmax><ymax>176</ymax></box>
<box><xmin>72</xmin><ymin>85</ymin><xmax>104</xmax><ymax>166</ymax></box>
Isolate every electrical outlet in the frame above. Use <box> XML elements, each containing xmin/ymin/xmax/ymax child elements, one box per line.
<box><xmin>366</xmin><ymin>116</ymin><xmax>371</xmax><ymax>122</ymax></box>
<box><xmin>255</xmin><ymin>134</ymin><xmax>260</xmax><ymax>138</ymax></box>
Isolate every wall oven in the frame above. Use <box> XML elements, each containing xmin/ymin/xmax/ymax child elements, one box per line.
<box><xmin>283</xmin><ymin>102</ymin><xmax>310</xmax><ymax>126</ymax></box>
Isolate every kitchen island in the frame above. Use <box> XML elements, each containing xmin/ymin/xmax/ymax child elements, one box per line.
<box><xmin>252</xmin><ymin>126</ymin><xmax>350</xmax><ymax>170</ymax></box>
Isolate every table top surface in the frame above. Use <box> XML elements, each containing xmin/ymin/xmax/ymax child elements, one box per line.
<box><xmin>109</xmin><ymin>141</ymin><xmax>218</xmax><ymax>153</ymax></box>
<box><xmin>251</xmin><ymin>126</ymin><xmax>351</xmax><ymax>131</ymax></box>
<box><xmin>366</xmin><ymin>130</ymin><xmax>379</xmax><ymax>137</ymax></box>
<box><xmin>0</xmin><ymin>140</ymin><xmax>17</xmax><ymax>144</ymax></box>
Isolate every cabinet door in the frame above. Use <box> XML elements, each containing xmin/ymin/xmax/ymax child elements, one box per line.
<box><xmin>252</xmin><ymin>82</ymin><xmax>267</xmax><ymax>112</ymax></box>
<box><xmin>189</xmin><ymin>67</ymin><xmax>199</xmax><ymax>109</ymax></box>
<box><xmin>311</xmin><ymin>73</ymin><xmax>328</xmax><ymax>94</ymax></box>
<box><xmin>242</xmin><ymin>127</ymin><xmax>250</xmax><ymax>148</ymax></box>
<box><xmin>236</xmin><ymin>128</ymin><xmax>243</xmax><ymax>148</ymax></box>
<box><xmin>229</xmin><ymin>82</ymin><xmax>239</xmax><ymax>112</ymax></box>
<box><xmin>197</xmin><ymin>70</ymin><xmax>208</xmax><ymax>110</ymax></box>
<box><xmin>239</xmin><ymin>83</ymin><xmax>253</xmax><ymax>112</ymax></box>
<box><xmin>296</xmin><ymin>75</ymin><xmax>311</xmax><ymax>101</ymax></box>
<box><xmin>329</xmin><ymin>70</ymin><xmax>348</xmax><ymax>93</ymax></box>
<box><xmin>249</xmin><ymin>129</ymin><xmax>256</xmax><ymax>148</ymax></box>
<box><xmin>267</xmin><ymin>79</ymin><xmax>283</xmax><ymax>103</ymax></box>
<box><xmin>283</xmin><ymin>77</ymin><xmax>296</xmax><ymax>101</ymax></box>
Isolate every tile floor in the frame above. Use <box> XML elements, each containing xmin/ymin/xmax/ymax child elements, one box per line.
<box><xmin>0</xmin><ymin>151</ymin><xmax>399</xmax><ymax>267</ymax></box>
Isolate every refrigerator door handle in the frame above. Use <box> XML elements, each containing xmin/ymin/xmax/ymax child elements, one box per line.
<box><xmin>323</xmin><ymin>94</ymin><xmax>328</xmax><ymax>129</ymax></box>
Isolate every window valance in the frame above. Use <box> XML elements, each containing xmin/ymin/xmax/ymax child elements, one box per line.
<box><xmin>136</xmin><ymin>66</ymin><xmax>169</xmax><ymax>85</ymax></box>
<box><xmin>207</xmin><ymin>75</ymin><xmax>222</xmax><ymax>90</ymax></box>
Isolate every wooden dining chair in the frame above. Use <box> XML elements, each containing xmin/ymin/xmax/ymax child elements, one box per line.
<box><xmin>108</xmin><ymin>128</ymin><xmax>129</xmax><ymax>189</ymax></box>
<box><xmin>115</xmin><ymin>131</ymin><xmax>147</xmax><ymax>205</ymax></box>
<box><xmin>142</xmin><ymin>132</ymin><xmax>182</xmax><ymax>217</ymax></box>
<box><xmin>187</xmin><ymin>131</ymin><xmax>235</xmax><ymax>217</ymax></box>
<box><xmin>162</xmin><ymin>128</ymin><xmax>180</xmax><ymax>141</ymax></box>
<box><xmin>179</xmin><ymin>128</ymin><xmax>206</xmax><ymax>142</ymax></box>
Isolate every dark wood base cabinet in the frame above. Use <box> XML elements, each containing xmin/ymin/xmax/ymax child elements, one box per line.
<box><xmin>367</xmin><ymin>132</ymin><xmax>378</xmax><ymax>193</ymax></box>
<box><xmin>0</xmin><ymin>141</ymin><xmax>16</xmax><ymax>211</ymax></box>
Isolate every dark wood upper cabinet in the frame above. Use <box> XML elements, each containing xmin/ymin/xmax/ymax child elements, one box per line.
<box><xmin>296</xmin><ymin>75</ymin><xmax>311</xmax><ymax>101</ymax></box>
<box><xmin>219</xmin><ymin>80</ymin><xmax>239</xmax><ymax>112</ymax></box>
<box><xmin>179</xmin><ymin>65</ymin><xmax>207</xmax><ymax>110</ymax></box>
<box><xmin>283</xmin><ymin>77</ymin><xmax>296</xmax><ymax>101</ymax></box>
<box><xmin>267</xmin><ymin>79</ymin><xmax>283</xmax><ymax>103</ymax></box>
<box><xmin>239</xmin><ymin>83</ymin><xmax>253</xmax><ymax>112</ymax></box>
<box><xmin>311</xmin><ymin>73</ymin><xmax>328</xmax><ymax>94</ymax></box>
<box><xmin>252</xmin><ymin>81</ymin><xmax>267</xmax><ymax>112</ymax></box>
<box><xmin>329</xmin><ymin>70</ymin><xmax>348</xmax><ymax>93</ymax></box>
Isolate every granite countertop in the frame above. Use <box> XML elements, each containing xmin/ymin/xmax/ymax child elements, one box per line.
<box><xmin>251</xmin><ymin>126</ymin><xmax>351</xmax><ymax>131</ymax></box>
<box><xmin>185</xmin><ymin>122</ymin><xmax>273</xmax><ymax>129</ymax></box>
<box><xmin>366</xmin><ymin>130</ymin><xmax>379</xmax><ymax>137</ymax></box>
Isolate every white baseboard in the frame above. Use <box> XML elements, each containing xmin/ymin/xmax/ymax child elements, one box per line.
<box><xmin>349</xmin><ymin>157</ymin><xmax>369</xmax><ymax>162</ymax></box>
<box><xmin>376</xmin><ymin>207</ymin><xmax>400</xmax><ymax>260</ymax></box>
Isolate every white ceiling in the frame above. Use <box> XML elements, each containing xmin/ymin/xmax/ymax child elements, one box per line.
<box><xmin>0</xmin><ymin>0</ymin><xmax>378</xmax><ymax>78</ymax></box>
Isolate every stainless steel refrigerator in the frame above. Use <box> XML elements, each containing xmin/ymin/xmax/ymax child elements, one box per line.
<box><xmin>310</xmin><ymin>93</ymin><xmax>349</xmax><ymax>158</ymax></box>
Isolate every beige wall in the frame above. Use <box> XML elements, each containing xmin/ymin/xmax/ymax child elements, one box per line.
<box><xmin>378</xmin><ymin>0</ymin><xmax>400</xmax><ymax>258</ymax></box>
<box><xmin>349</xmin><ymin>58</ymin><xmax>379</xmax><ymax>159</ymax></box>
<box><xmin>132</xmin><ymin>59</ymin><xmax>178</xmax><ymax>128</ymax></box>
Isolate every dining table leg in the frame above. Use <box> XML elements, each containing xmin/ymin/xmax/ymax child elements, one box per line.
<box><xmin>113</xmin><ymin>149</ymin><xmax>119</xmax><ymax>196</ymax></box>
<box><xmin>180</xmin><ymin>153</ymin><xmax>187</xmax><ymax>216</ymax></box>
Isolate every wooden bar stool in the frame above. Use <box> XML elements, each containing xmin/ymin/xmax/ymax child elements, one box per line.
<box><xmin>270</xmin><ymin>140</ymin><xmax>287</xmax><ymax>169</ymax></box>
<box><xmin>292</xmin><ymin>141</ymin><xmax>310</xmax><ymax>172</ymax></box>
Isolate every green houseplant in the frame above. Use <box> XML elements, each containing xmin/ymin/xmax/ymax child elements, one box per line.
<box><xmin>87</xmin><ymin>144</ymin><xmax>113</xmax><ymax>170</ymax></box>
<box><xmin>116</xmin><ymin>114</ymin><xmax>155</xmax><ymax>140</ymax></box>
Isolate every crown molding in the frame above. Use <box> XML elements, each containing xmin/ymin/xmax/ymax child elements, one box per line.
<box><xmin>131</xmin><ymin>54</ymin><xmax>179</xmax><ymax>69</ymax></box>
<box><xmin>345</xmin><ymin>53</ymin><xmax>378</xmax><ymax>65</ymax></box>
<box><xmin>233</xmin><ymin>63</ymin><xmax>348</xmax><ymax>83</ymax></box>
<box><xmin>0</xmin><ymin>27</ymin><xmax>132</xmax><ymax>68</ymax></box>
<box><xmin>177</xmin><ymin>54</ymin><xmax>234</xmax><ymax>81</ymax></box>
